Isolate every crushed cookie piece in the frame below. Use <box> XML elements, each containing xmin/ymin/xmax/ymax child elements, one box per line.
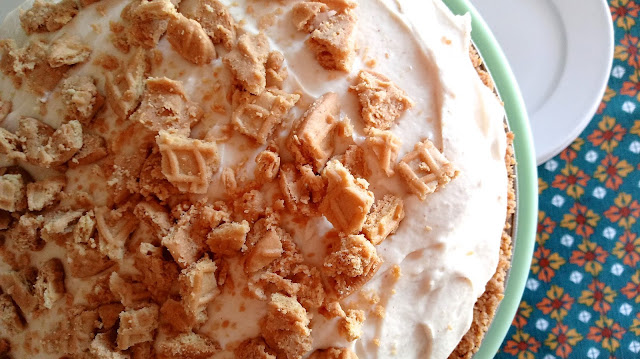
<box><xmin>298</xmin><ymin>164</ymin><xmax>325</xmax><ymax>204</ymax></box>
<box><xmin>157</xmin><ymin>131</ymin><xmax>219</xmax><ymax>194</ymax></box>
<box><xmin>350</xmin><ymin>70</ymin><xmax>414</xmax><ymax>130</ymax></box>
<box><xmin>233</xmin><ymin>190</ymin><xmax>266</xmax><ymax>223</ymax></box>
<box><xmin>0</xmin><ymin>174</ymin><xmax>26</xmax><ymax>212</ymax></box>
<box><xmin>291</xmin><ymin>264</ymin><xmax>325</xmax><ymax>310</ymax></box>
<box><xmin>362</xmin><ymin>195</ymin><xmax>404</xmax><ymax>245</ymax></box>
<box><xmin>41</xmin><ymin>209</ymin><xmax>84</xmax><ymax>244</ymax></box>
<box><xmin>139</xmin><ymin>151</ymin><xmax>181</xmax><ymax>201</ymax></box>
<box><xmin>338</xmin><ymin>309</ymin><xmax>365</xmax><ymax>342</ymax></box>
<box><xmin>235</xmin><ymin>337</ymin><xmax>277</xmax><ymax>359</ymax></box>
<box><xmin>69</xmin><ymin>132</ymin><xmax>108</xmax><ymax>168</ymax></box>
<box><xmin>20</xmin><ymin>0</ymin><xmax>79</xmax><ymax>34</ymax></box>
<box><xmin>0</xmin><ymin>338</ymin><xmax>10</xmax><ymax>356</ymax></box>
<box><xmin>261</xmin><ymin>293</ymin><xmax>312</xmax><ymax>359</ymax></box>
<box><xmin>47</xmin><ymin>35</ymin><xmax>92</xmax><ymax>67</ymax></box>
<box><xmin>288</xmin><ymin>92</ymin><xmax>340</xmax><ymax>171</ymax></box>
<box><xmin>160</xmin><ymin>298</ymin><xmax>194</xmax><ymax>333</ymax></box>
<box><xmin>34</xmin><ymin>258</ymin><xmax>65</xmax><ymax>309</ymax></box>
<box><xmin>109</xmin><ymin>272</ymin><xmax>151</xmax><ymax>308</ymax></box>
<box><xmin>308</xmin><ymin>347</ymin><xmax>358</xmax><ymax>359</ymax></box>
<box><xmin>223</xmin><ymin>33</ymin><xmax>270</xmax><ymax>95</ymax></box>
<box><xmin>105</xmin><ymin>48</ymin><xmax>150</xmax><ymax>118</ymax></box>
<box><xmin>0</xmin><ymin>99</ymin><xmax>11</xmax><ymax>122</ymax></box>
<box><xmin>179</xmin><ymin>0</ymin><xmax>237</xmax><ymax>49</ymax></box>
<box><xmin>0</xmin><ymin>270</ymin><xmax>37</xmax><ymax>314</ymax></box>
<box><xmin>335</xmin><ymin>115</ymin><xmax>353</xmax><ymax>138</ymax></box>
<box><xmin>0</xmin><ymin>128</ymin><xmax>25</xmax><ymax>166</ymax></box>
<box><xmin>131</xmin><ymin>77</ymin><xmax>203</xmax><ymax>135</ymax></box>
<box><xmin>121</xmin><ymin>0</ymin><xmax>176</xmax><ymax>49</ymax></box>
<box><xmin>396</xmin><ymin>139</ymin><xmax>459</xmax><ymax>200</ymax></box>
<box><xmin>26</xmin><ymin>177</ymin><xmax>66</xmax><ymax>211</ymax></box>
<box><xmin>179</xmin><ymin>257</ymin><xmax>220</xmax><ymax>324</ymax></box>
<box><xmin>117</xmin><ymin>304</ymin><xmax>159</xmax><ymax>350</ymax></box>
<box><xmin>155</xmin><ymin>332</ymin><xmax>219</xmax><ymax>359</ymax></box>
<box><xmin>0</xmin><ymin>294</ymin><xmax>24</xmax><ymax>334</ymax></box>
<box><xmin>255</xmin><ymin>149</ymin><xmax>281</xmax><ymax>183</ymax></box>
<box><xmin>98</xmin><ymin>303</ymin><xmax>125</xmax><ymax>330</ymax></box>
<box><xmin>323</xmin><ymin>234</ymin><xmax>382</xmax><ymax>299</ymax></box>
<box><xmin>90</xmin><ymin>332</ymin><xmax>129</xmax><ymax>359</ymax></box>
<box><xmin>67</xmin><ymin>212</ymin><xmax>114</xmax><ymax>278</ymax></box>
<box><xmin>60</xmin><ymin>76</ymin><xmax>104</xmax><ymax>125</ymax></box>
<box><xmin>0</xmin><ymin>39</ymin><xmax>69</xmax><ymax>94</ymax></box>
<box><xmin>95</xmin><ymin>206</ymin><xmax>138</xmax><ymax>261</ymax></box>
<box><xmin>266</xmin><ymin>51</ymin><xmax>288</xmax><ymax>89</ymax></box>
<box><xmin>291</xmin><ymin>2</ymin><xmax>328</xmax><ymax>32</ymax></box>
<box><xmin>206</xmin><ymin>220</ymin><xmax>250</xmax><ymax>255</ymax></box>
<box><xmin>245</xmin><ymin>227</ymin><xmax>283</xmax><ymax>273</ymax></box>
<box><xmin>365</xmin><ymin>128</ymin><xmax>401</xmax><ymax>176</ymax></box>
<box><xmin>167</xmin><ymin>13</ymin><xmax>216</xmax><ymax>65</ymax></box>
<box><xmin>161</xmin><ymin>204</ymin><xmax>209</xmax><ymax>268</ymax></box>
<box><xmin>335</xmin><ymin>145</ymin><xmax>369</xmax><ymax>179</ymax></box>
<box><xmin>5</xmin><ymin>213</ymin><xmax>44</xmax><ymax>251</ymax></box>
<box><xmin>135</xmin><ymin>242</ymin><xmax>180</xmax><ymax>303</ymax></box>
<box><xmin>319</xmin><ymin>160</ymin><xmax>374</xmax><ymax>234</ymax></box>
<box><xmin>307</xmin><ymin>12</ymin><xmax>357</xmax><ymax>72</ymax></box>
<box><xmin>134</xmin><ymin>200</ymin><xmax>172</xmax><ymax>239</ymax></box>
<box><xmin>17</xmin><ymin>117</ymin><xmax>84</xmax><ymax>167</ymax></box>
<box><xmin>278</xmin><ymin>163</ymin><xmax>313</xmax><ymax>214</ymax></box>
<box><xmin>319</xmin><ymin>0</ymin><xmax>358</xmax><ymax>12</ymax></box>
<box><xmin>232</xmin><ymin>88</ymin><xmax>300</xmax><ymax>144</ymax></box>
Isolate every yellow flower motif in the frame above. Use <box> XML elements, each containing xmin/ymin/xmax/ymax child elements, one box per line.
<box><xmin>631</xmin><ymin>314</ymin><xmax>640</xmax><ymax>336</ymax></box>
<box><xmin>538</xmin><ymin>178</ymin><xmax>549</xmax><ymax>195</ymax></box>
<box><xmin>632</xmin><ymin>119</ymin><xmax>640</xmax><ymax>136</ymax></box>
<box><xmin>587</xmin><ymin>316</ymin><xmax>626</xmax><ymax>352</ymax></box>
<box><xmin>569</xmin><ymin>137</ymin><xmax>585</xmax><ymax>151</ymax></box>
<box><xmin>603</xmin><ymin>86</ymin><xmax>617</xmax><ymax>102</ymax></box>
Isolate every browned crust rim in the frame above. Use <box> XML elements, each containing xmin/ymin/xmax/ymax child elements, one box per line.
<box><xmin>448</xmin><ymin>47</ymin><xmax>517</xmax><ymax>359</ymax></box>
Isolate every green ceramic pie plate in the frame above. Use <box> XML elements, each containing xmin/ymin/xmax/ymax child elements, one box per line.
<box><xmin>442</xmin><ymin>0</ymin><xmax>539</xmax><ymax>358</ymax></box>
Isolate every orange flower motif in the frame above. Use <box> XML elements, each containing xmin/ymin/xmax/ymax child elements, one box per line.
<box><xmin>611</xmin><ymin>0</ymin><xmax>640</xmax><ymax>30</ymax></box>
<box><xmin>570</xmin><ymin>239</ymin><xmax>609</xmax><ymax>276</ymax></box>
<box><xmin>578</xmin><ymin>279</ymin><xmax>617</xmax><ymax>315</ymax></box>
<box><xmin>593</xmin><ymin>153</ymin><xmax>634</xmax><ymax>191</ymax></box>
<box><xmin>621</xmin><ymin>269</ymin><xmax>640</xmax><ymax>303</ymax></box>
<box><xmin>615</xmin><ymin>33</ymin><xmax>640</xmax><ymax>67</ymax></box>
<box><xmin>612</xmin><ymin>231</ymin><xmax>640</xmax><ymax>267</ymax></box>
<box><xmin>587</xmin><ymin>116</ymin><xmax>627</xmax><ymax>153</ymax></box>
<box><xmin>560</xmin><ymin>203</ymin><xmax>601</xmax><ymax>239</ymax></box>
<box><xmin>531</xmin><ymin>246</ymin><xmax>566</xmax><ymax>283</ymax></box>
<box><xmin>512</xmin><ymin>301</ymin><xmax>533</xmax><ymax>329</ymax></box>
<box><xmin>587</xmin><ymin>316</ymin><xmax>626</xmax><ymax>352</ymax></box>
<box><xmin>552</xmin><ymin>163</ymin><xmax>590</xmax><ymax>199</ymax></box>
<box><xmin>502</xmin><ymin>330</ymin><xmax>541</xmax><ymax>359</ymax></box>
<box><xmin>604</xmin><ymin>192</ymin><xmax>640</xmax><ymax>229</ymax></box>
<box><xmin>536</xmin><ymin>285</ymin><xmax>574</xmax><ymax>321</ymax></box>
<box><xmin>544</xmin><ymin>323</ymin><xmax>583</xmax><ymax>359</ymax></box>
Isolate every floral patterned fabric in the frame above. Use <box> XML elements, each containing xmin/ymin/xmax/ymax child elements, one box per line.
<box><xmin>496</xmin><ymin>1</ymin><xmax>640</xmax><ymax>359</ymax></box>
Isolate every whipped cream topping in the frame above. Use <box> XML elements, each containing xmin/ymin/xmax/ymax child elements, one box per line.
<box><xmin>0</xmin><ymin>0</ymin><xmax>507</xmax><ymax>358</ymax></box>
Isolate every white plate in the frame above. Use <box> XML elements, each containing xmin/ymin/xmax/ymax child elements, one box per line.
<box><xmin>471</xmin><ymin>0</ymin><xmax>613</xmax><ymax>165</ymax></box>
